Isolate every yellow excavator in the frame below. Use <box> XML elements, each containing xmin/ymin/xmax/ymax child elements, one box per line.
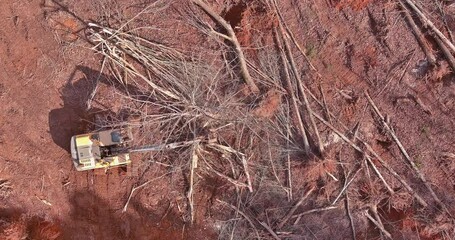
<box><xmin>70</xmin><ymin>128</ymin><xmax>197</xmax><ymax>171</ymax></box>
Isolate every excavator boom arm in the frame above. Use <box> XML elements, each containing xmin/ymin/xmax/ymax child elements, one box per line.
<box><xmin>129</xmin><ymin>139</ymin><xmax>201</xmax><ymax>153</ymax></box>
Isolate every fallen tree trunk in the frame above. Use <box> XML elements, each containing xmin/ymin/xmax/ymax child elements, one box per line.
<box><xmin>403</xmin><ymin>0</ymin><xmax>455</xmax><ymax>53</ymax></box>
<box><xmin>192</xmin><ymin>0</ymin><xmax>260</xmax><ymax>94</ymax></box>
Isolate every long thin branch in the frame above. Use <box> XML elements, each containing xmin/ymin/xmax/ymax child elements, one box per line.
<box><xmin>362</xmin><ymin>140</ymin><xmax>427</xmax><ymax>207</ymax></box>
<box><xmin>258</xmin><ymin>221</ymin><xmax>281</xmax><ymax>240</ymax></box>
<box><xmin>399</xmin><ymin>1</ymin><xmax>455</xmax><ymax>72</ymax></box>
<box><xmin>123</xmin><ymin>171</ymin><xmax>174</xmax><ymax>213</ymax></box>
<box><xmin>433</xmin><ymin>32</ymin><xmax>455</xmax><ymax>73</ymax></box>
<box><xmin>369</xmin><ymin>205</ymin><xmax>385</xmax><ymax>230</ymax></box>
<box><xmin>377</xmin><ymin>51</ymin><xmax>415</xmax><ymax>97</ymax></box>
<box><xmin>275</xmin><ymin>11</ymin><xmax>324</xmax><ymax>155</ymax></box>
<box><xmin>205</xmin><ymin>163</ymin><xmax>251</xmax><ymax>189</ymax></box>
<box><xmin>240</xmin><ymin>155</ymin><xmax>254</xmax><ymax>193</ymax></box>
<box><xmin>340</xmin><ymin>156</ymin><xmax>357</xmax><ymax>240</ymax></box>
<box><xmin>272</xmin><ymin>0</ymin><xmax>319</xmax><ymax>75</ymax></box>
<box><xmin>311</xmin><ymin>111</ymin><xmax>428</xmax><ymax>207</ymax></box>
<box><xmin>365</xmin><ymin>211</ymin><xmax>393</xmax><ymax>239</ymax></box>
<box><xmin>274</xmin><ymin>27</ymin><xmax>310</xmax><ymax>153</ymax></box>
<box><xmin>319</xmin><ymin>85</ymin><xmax>332</xmax><ymax>123</ymax></box>
<box><xmin>208</xmin><ymin>143</ymin><xmax>253</xmax><ymax>192</ymax></box>
<box><xmin>332</xmin><ymin>166</ymin><xmax>362</xmax><ymax>205</ymax></box>
<box><xmin>86</xmin><ymin>57</ymin><xmax>106</xmax><ymax>110</ymax></box>
<box><xmin>292</xmin><ymin>206</ymin><xmax>338</xmax><ymax>225</ymax></box>
<box><xmin>277</xmin><ymin>186</ymin><xmax>315</xmax><ymax>229</ymax></box>
<box><xmin>191</xmin><ymin>0</ymin><xmax>260</xmax><ymax>94</ymax></box>
<box><xmin>88</xmin><ymin>24</ymin><xmax>183</xmax><ymax>101</ymax></box>
<box><xmin>403</xmin><ymin>0</ymin><xmax>455</xmax><ymax>53</ymax></box>
<box><xmin>365</xmin><ymin>92</ymin><xmax>445</xmax><ymax>210</ymax></box>
<box><xmin>187</xmin><ymin>144</ymin><xmax>199</xmax><ymax>223</ymax></box>
<box><xmin>365</xmin><ymin>156</ymin><xmax>394</xmax><ymax>194</ymax></box>
<box><xmin>217</xmin><ymin>199</ymin><xmax>260</xmax><ymax>239</ymax></box>
<box><xmin>285</xmin><ymin>103</ymin><xmax>293</xmax><ymax>201</ymax></box>
<box><xmin>436</xmin><ymin>0</ymin><xmax>454</xmax><ymax>43</ymax></box>
<box><xmin>345</xmin><ymin>193</ymin><xmax>356</xmax><ymax>240</ymax></box>
<box><xmin>398</xmin><ymin>1</ymin><xmax>436</xmax><ymax>65</ymax></box>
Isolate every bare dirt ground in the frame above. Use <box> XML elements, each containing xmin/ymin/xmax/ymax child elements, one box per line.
<box><xmin>0</xmin><ymin>0</ymin><xmax>455</xmax><ymax>239</ymax></box>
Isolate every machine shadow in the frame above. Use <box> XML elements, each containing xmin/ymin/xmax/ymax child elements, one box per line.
<box><xmin>62</xmin><ymin>189</ymin><xmax>132</xmax><ymax>239</ymax></box>
<box><xmin>61</xmin><ymin>189</ymin><xmax>188</xmax><ymax>240</ymax></box>
<box><xmin>0</xmin><ymin>190</ymin><xmax>203</xmax><ymax>239</ymax></box>
<box><xmin>48</xmin><ymin>66</ymin><xmax>110</xmax><ymax>152</ymax></box>
<box><xmin>48</xmin><ymin>65</ymin><xmax>148</xmax><ymax>152</ymax></box>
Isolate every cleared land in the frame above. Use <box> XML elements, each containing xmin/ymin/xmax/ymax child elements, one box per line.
<box><xmin>0</xmin><ymin>0</ymin><xmax>455</xmax><ymax>239</ymax></box>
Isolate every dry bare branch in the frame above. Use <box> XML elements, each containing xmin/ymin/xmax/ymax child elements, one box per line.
<box><xmin>271</xmin><ymin>0</ymin><xmax>319</xmax><ymax>75</ymax></box>
<box><xmin>292</xmin><ymin>206</ymin><xmax>338</xmax><ymax>225</ymax></box>
<box><xmin>86</xmin><ymin>57</ymin><xmax>106</xmax><ymax>110</ymax></box>
<box><xmin>123</xmin><ymin>171</ymin><xmax>174</xmax><ymax>213</ymax></box>
<box><xmin>365</xmin><ymin>92</ymin><xmax>446</xmax><ymax>210</ymax></box>
<box><xmin>433</xmin><ymin>33</ymin><xmax>455</xmax><ymax>73</ymax></box>
<box><xmin>285</xmin><ymin>106</ymin><xmax>293</xmax><ymax>201</ymax></box>
<box><xmin>187</xmin><ymin>143</ymin><xmax>199</xmax><ymax>223</ymax></box>
<box><xmin>377</xmin><ymin>51</ymin><xmax>415</xmax><ymax>97</ymax></box>
<box><xmin>361</xmin><ymin>140</ymin><xmax>427</xmax><ymax>207</ymax></box>
<box><xmin>191</xmin><ymin>0</ymin><xmax>260</xmax><ymax>94</ymax></box>
<box><xmin>276</xmin><ymin>186</ymin><xmax>315</xmax><ymax>229</ymax></box>
<box><xmin>273</xmin><ymin>3</ymin><xmax>324</xmax><ymax>156</ymax></box>
<box><xmin>258</xmin><ymin>221</ymin><xmax>281</xmax><ymax>240</ymax></box>
<box><xmin>403</xmin><ymin>0</ymin><xmax>455</xmax><ymax>53</ymax></box>
<box><xmin>208</xmin><ymin>143</ymin><xmax>253</xmax><ymax>192</ymax></box>
<box><xmin>319</xmin><ymin>85</ymin><xmax>332</xmax><ymax>123</ymax></box>
<box><xmin>311</xmin><ymin>111</ymin><xmax>428</xmax><ymax>207</ymax></box>
<box><xmin>436</xmin><ymin>0</ymin><xmax>455</xmax><ymax>43</ymax></box>
<box><xmin>365</xmin><ymin>210</ymin><xmax>392</xmax><ymax>239</ymax></box>
<box><xmin>217</xmin><ymin>199</ymin><xmax>260</xmax><ymax>239</ymax></box>
<box><xmin>332</xmin><ymin>166</ymin><xmax>362</xmax><ymax>205</ymax></box>
<box><xmin>399</xmin><ymin>1</ymin><xmax>437</xmax><ymax>65</ymax></box>
<box><xmin>345</xmin><ymin>194</ymin><xmax>356</xmax><ymax>240</ymax></box>
<box><xmin>365</xmin><ymin>156</ymin><xmax>394</xmax><ymax>194</ymax></box>
<box><xmin>274</xmin><ymin>27</ymin><xmax>310</xmax><ymax>153</ymax></box>
<box><xmin>88</xmin><ymin>23</ymin><xmax>184</xmax><ymax>101</ymax></box>
<box><xmin>400</xmin><ymin>0</ymin><xmax>455</xmax><ymax>72</ymax></box>
<box><xmin>205</xmin><ymin>163</ymin><xmax>251</xmax><ymax>189</ymax></box>
<box><xmin>267</xmin><ymin>134</ymin><xmax>289</xmax><ymax>194</ymax></box>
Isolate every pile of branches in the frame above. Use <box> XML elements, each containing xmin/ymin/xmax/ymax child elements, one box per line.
<box><xmin>85</xmin><ymin>0</ymin><xmax>292</xmax><ymax>224</ymax></box>
<box><xmin>83</xmin><ymin>0</ymin><xmax>455</xmax><ymax>239</ymax></box>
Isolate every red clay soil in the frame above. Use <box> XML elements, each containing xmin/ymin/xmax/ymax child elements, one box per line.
<box><xmin>1</xmin><ymin>0</ymin><xmax>455</xmax><ymax>239</ymax></box>
<box><xmin>0</xmin><ymin>0</ymin><xmax>214</xmax><ymax>239</ymax></box>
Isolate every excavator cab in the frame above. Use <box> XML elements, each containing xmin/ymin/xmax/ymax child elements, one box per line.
<box><xmin>70</xmin><ymin>128</ymin><xmax>133</xmax><ymax>171</ymax></box>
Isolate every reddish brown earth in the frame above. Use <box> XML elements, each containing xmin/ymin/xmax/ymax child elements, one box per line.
<box><xmin>1</xmin><ymin>0</ymin><xmax>455</xmax><ymax>239</ymax></box>
<box><xmin>0</xmin><ymin>0</ymin><xmax>214</xmax><ymax>239</ymax></box>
